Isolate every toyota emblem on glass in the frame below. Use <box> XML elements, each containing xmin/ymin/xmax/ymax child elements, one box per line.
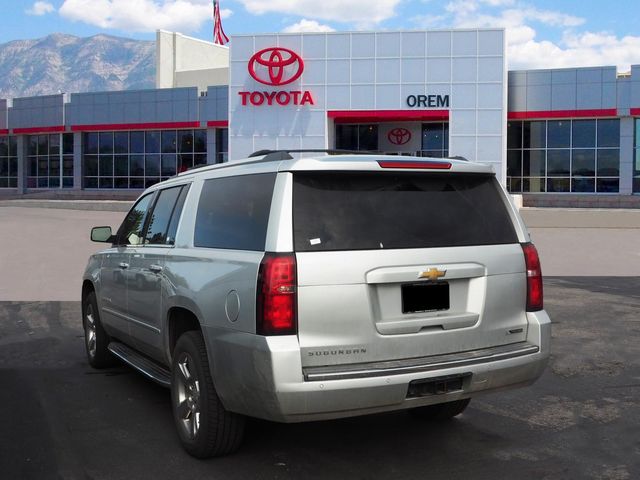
<box><xmin>248</xmin><ymin>47</ymin><xmax>305</xmax><ymax>86</ymax></box>
<box><xmin>388</xmin><ymin>127</ymin><xmax>412</xmax><ymax>146</ymax></box>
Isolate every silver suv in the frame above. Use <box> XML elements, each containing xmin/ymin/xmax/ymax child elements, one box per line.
<box><xmin>83</xmin><ymin>152</ymin><xmax>550</xmax><ymax>458</ymax></box>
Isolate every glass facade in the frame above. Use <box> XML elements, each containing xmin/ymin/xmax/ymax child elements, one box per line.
<box><xmin>420</xmin><ymin>122</ymin><xmax>449</xmax><ymax>158</ymax></box>
<box><xmin>83</xmin><ymin>129</ymin><xmax>207</xmax><ymax>189</ymax></box>
<box><xmin>216</xmin><ymin>128</ymin><xmax>228</xmax><ymax>163</ymax></box>
<box><xmin>335</xmin><ymin>124</ymin><xmax>379</xmax><ymax>151</ymax></box>
<box><xmin>507</xmin><ymin>119</ymin><xmax>620</xmax><ymax>194</ymax></box>
<box><xmin>634</xmin><ymin>119</ymin><xmax>640</xmax><ymax>193</ymax></box>
<box><xmin>0</xmin><ymin>136</ymin><xmax>18</xmax><ymax>188</ymax></box>
<box><xmin>27</xmin><ymin>133</ymin><xmax>74</xmax><ymax>188</ymax></box>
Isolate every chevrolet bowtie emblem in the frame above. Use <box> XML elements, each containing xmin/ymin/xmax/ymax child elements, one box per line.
<box><xmin>418</xmin><ymin>267</ymin><xmax>447</xmax><ymax>281</ymax></box>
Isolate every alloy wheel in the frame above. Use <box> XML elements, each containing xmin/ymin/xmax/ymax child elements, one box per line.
<box><xmin>175</xmin><ymin>353</ymin><xmax>201</xmax><ymax>439</ymax></box>
<box><xmin>85</xmin><ymin>303</ymin><xmax>97</xmax><ymax>358</ymax></box>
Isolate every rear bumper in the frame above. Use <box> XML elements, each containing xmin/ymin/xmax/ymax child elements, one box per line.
<box><xmin>204</xmin><ymin>310</ymin><xmax>551</xmax><ymax>423</ymax></box>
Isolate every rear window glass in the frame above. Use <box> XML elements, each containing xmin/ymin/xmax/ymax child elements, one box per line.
<box><xmin>293</xmin><ymin>172</ymin><xmax>517</xmax><ymax>252</ymax></box>
<box><xmin>194</xmin><ymin>173</ymin><xmax>276</xmax><ymax>251</ymax></box>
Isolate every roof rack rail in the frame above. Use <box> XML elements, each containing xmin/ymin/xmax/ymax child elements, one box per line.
<box><xmin>447</xmin><ymin>155</ymin><xmax>469</xmax><ymax>162</ymax></box>
<box><xmin>248</xmin><ymin>149</ymin><xmax>379</xmax><ymax>162</ymax></box>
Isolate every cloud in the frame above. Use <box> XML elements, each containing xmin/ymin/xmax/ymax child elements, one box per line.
<box><xmin>509</xmin><ymin>32</ymin><xmax>640</xmax><ymax>71</ymax></box>
<box><xmin>282</xmin><ymin>19</ymin><xmax>335</xmax><ymax>33</ymax></box>
<box><xmin>414</xmin><ymin>0</ymin><xmax>639</xmax><ymax>71</ymax></box>
<box><xmin>236</xmin><ymin>0</ymin><xmax>400</xmax><ymax>25</ymax></box>
<box><xmin>26</xmin><ymin>1</ymin><xmax>55</xmax><ymax>16</ymax></box>
<box><xmin>59</xmin><ymin>0</ymin><xmax>232</xmax><ymax>33</ymax></box>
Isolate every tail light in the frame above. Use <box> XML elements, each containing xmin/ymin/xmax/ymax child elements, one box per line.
<box><xmin>256</xmin><ymin>253</ymin><xmax>297</xmax><ymax>335</ymax></box>
<box><xmin>521</xmin><ymin>243</ymin><xmax>543</xmax><ymax>311</ymax></box>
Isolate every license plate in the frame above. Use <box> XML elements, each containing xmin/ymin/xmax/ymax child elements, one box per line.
<box><xmin>401</xmin><ymin>282</ymin><xmax>450</xmax><ymax>314</ymax></box>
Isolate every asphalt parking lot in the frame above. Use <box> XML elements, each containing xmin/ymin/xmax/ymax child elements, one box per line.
<box><xmin>1</xmin><ymin>277</ymin><xmax>639</xmax><ymax>480</ymax></box>
<box><xmin>1</xmin><ymin>204</ymin><xmax>639</xmax><ymax>479</ymax></box>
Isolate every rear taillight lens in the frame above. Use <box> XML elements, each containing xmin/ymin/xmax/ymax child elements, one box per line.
<box><xmin>521</xmin><ymin>242</ymin><xmax>543</xmax><ymax>311</ymax></box>
<box><xmin>256</xmin><ymin>253</ymin><xmax>297</xmax><ymax>335</ymax></box>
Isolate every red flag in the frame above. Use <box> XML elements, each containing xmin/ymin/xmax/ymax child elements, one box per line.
<box><xmin>213</xmin><ymin>0</ymin><xmax>229</xmax><ymax>45</ymax></box>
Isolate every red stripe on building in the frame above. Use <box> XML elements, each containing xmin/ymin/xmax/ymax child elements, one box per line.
<box><xmin>0</xmin><ymin>129</ymin><xmax>9</xmax><ymax>135</ymax></box>
<box><xmin>13</xmin><ymin>125</ymin><xmax>66</xmax><ymax>134</ymax></box>
<box><xmin>71</xmin><ymin>121</ymin><xmax>201</xmax><ymax>132</ymax></box>
<box><xmin>207</xmin><ymin>120</ymin><xmax>229</xmax><ymax>127</ymax></box>
<box><xmin>508</xmin><ymin>109</ymin><xmax>618</xmax><ymax>120</ymax></box>
<box><xmin>630</xmin><ymin>108</ymin><xmax>640</xmax><ymax>116</ymax></box>
<box><xmin>328</xmin><ymin>110</ymin><xmax>449</xmax><ymax>123</ymax></box>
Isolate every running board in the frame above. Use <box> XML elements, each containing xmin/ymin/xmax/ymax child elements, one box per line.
<box><xmin>108</xmin><ymin>342</ymin><xmax>171</xmax><ymax>388</ymax></box>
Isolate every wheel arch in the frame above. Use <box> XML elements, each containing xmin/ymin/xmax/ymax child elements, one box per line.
<box><xmin>167</xmin><ymin>306</ymin><xmax>203</xmax><ymax>357</ymax></box>
<box><xmin>82</xmin><ymin>279</ymin><xmax>95</xmax><ymax>300</ymax></box>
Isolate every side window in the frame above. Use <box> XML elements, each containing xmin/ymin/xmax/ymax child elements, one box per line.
<box><xmin>116</xmin><ymin>193</ymin><xmax>154</xmax><ymax>246</ymax></box>
<box><xmin>194</xmin><ymin>173</ymin><xmax>276</xmax><ymax>251</ymax></box>
<box><xmin>165</xmin><ymin>186</ymin><xmax>189</xmax><ymax>245</ymax></box>
<box><xmin>145</xmin><ymin>185</ymin><xmax>187</xmax><ymax>245</ymax></box>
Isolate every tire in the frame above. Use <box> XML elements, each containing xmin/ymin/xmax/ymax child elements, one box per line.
<box><xmin>82</xmin><ymin>291</ymin><xmax>116</xmax><ymax>368</ymax></box>
<box><xmin>171</xmin><ymin>331</ymin><xmax>245</xmax><ymax>458</ymax></box>
<box><xmin>409</xmin><ymin>398</ymin><xmax>471</xmax><ymax>421</ymax></box>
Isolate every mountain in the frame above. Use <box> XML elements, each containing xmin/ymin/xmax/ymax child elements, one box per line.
<box><xmin>0</xmin><ymin>33</ymin><xmax>155</xmax><ymax>99</ymax></box>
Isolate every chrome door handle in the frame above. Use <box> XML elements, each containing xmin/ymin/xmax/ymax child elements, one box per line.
<box><xmin>149</xmin><ymin>264</ymin><xmax>163</xmax><ymax>273</ymax></box>
<box><xmin>119</xmin><ymin>262</ymin><xmax>129</xmax><ymax>269</ymax></box>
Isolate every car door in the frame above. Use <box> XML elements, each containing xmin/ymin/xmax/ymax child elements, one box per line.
<box><xmin>127</xmin><ymin>184</ymin><xmax>189</xmax><ymax>360</ymax></box>
<box><xmin>99</xmin><ymin>192</ymin><xmax>155</xmax><ymax>343</ymax></box>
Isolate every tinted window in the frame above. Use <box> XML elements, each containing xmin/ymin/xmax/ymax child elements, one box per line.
<box><xmin>597</xmin><ymin>149</ymin><xmax>620</xmax><ymax>176</ymax></box>
<box><xmin>597</xmin><ymin>119</ymin><xmax>619</xmax><ymax>148</ymax></box>
<box><xmin>572</xmin><ymin>150</ymin><xmax>595</xmax><ymax>176</ymax></box>
<box><xmin>523</xmin><ymin>121</ymin><xmax>546</xmax><ymax>148</ymax></box>
<box><xmin>523</xmin><ymin>150</ymin><xmax>546</xmax><ymax>176</ymax></box>
<box><xmin>547</xmin><ymin>120</ymin><xmax>570</xmax><ymax>148</ymax></box>
<box><xmin>116</xmin><ymin>193</ymin><xmax>154</xmax><ymax>246</ymax></box>
<box><xmin>194</xmin><ymin>173</ymin><xmax>276</xmax><ymax>251</ymax></box>
<box><xmin>572</xmin><ymin>120</ymin><xmax>596</xmax><ymax>148</ymax></box>
<box><xmin>165</xmin><ymin>186</ymin><xmax>189</xmax><ymax>245</ymax></box>
<box><xmin>507</xmin><ymin>121</ymin><xmax>522</xmax><ymax>149</ymax></box>
<box><xmin>547</xmin><ymin>150</ymin><xmax>570</xmax><ymax>176</ymax></box>
<box><xmin>145</xmin><ymin>186</ymin><xmax>184</xmax><ymax>245</ymax></box>
<box><xmin>293</xmin><ymin>172</ymin><xmax>517</xmax><ymax>252</ymax></box>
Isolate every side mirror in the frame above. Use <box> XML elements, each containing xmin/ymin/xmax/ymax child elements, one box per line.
<box><xmin>91</xmin><ymin>226</ymin><xmax>114</xmax><ymax>243</ymax></box>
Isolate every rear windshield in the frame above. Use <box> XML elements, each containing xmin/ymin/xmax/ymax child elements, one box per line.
<box><xmin>293</xmin><ymin>171</ymin><xmax>518</xmax><ymax>252</ymax></box>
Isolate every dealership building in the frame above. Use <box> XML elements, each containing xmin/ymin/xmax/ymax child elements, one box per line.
<box><xmin>1</xmin><ymin>28</ymin><xmax>639</xmax><ymax>206</ymax></box>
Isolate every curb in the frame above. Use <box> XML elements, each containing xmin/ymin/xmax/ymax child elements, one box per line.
<box><xmin>0</xmin><ymin>199</ymin><xmax>132</xmax><ymax>212</ymax></box>
<box><xmin>521</xmin><ymin>207</ymin><xmax>640</xmax><ymax>229</ymax></box>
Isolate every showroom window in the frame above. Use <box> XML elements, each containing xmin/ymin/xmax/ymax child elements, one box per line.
<box><xmin>634</xmin><ymin>119</ymin><xmax>640</xmax><ymax>193</ymax></box>
<box><xmin>335</xmin><ymin>124</ymin><xmax>379</xmax><ymax>151</ymax></box>
<box><xmin>27</xmin><ymin>133</ymin><xmax>74</xmax><ymax>188</ymax></box>
<box><xmin>0</xmin><ymin>136</ymin><xmax>18</xmax><ymax>188</ymax></box>
<box><xmin>507</xmin><ymin>119</ymin><xmax>620</xmax><ymax>194</ymax></box>
<box><xmin>420</xmin><ymin>122</ymin><xmax>449</xmax><ymax>158</ymax></box>
<box><xmin>216</xmin><ymin>128</ymin><xmax>228</xmax><ymax>163</ymax></box>
<box><xmin>83</xmin><ymin>129</ymin><xmax>207</xmax><ymax>189</ymax></box>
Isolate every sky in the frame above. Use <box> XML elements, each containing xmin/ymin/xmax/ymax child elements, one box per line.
<box><xmin>4</xmin><ymin>0</ymin><xmax>640</xmax><ymax>71</ymax></box>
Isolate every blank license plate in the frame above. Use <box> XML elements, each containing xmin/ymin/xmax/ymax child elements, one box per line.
<box><xmin>402</xmin><ymin>282</ymin><xmax>450</xmax><ymax>314</ymax></box>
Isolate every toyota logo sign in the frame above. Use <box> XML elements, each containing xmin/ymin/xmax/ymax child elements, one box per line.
<box><xmin>248</xmin><ymin>47</ymin><xmax>304</xmax><ymax>86</ymax></box>
<box><xmin>387</xmin><ymin>128</ymin><xmax>412</xmax><ymax>146</ymax></box>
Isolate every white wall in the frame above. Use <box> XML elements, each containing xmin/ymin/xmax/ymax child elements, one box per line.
<box><xmin>156</xmin><ymin>30</ymin><xmax>229</xmax><ymax>91</ymax></box>
<box><xmin>228</xmin><ymin>29</ymin><xmax>508</xmax><ymax>182</ymax></box>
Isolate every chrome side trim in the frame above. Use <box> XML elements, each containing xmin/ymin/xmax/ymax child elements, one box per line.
<box><xmin>303</xmin><ymin>342</ymin><xmax>540</xmax><ymax>382</ymax></box>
